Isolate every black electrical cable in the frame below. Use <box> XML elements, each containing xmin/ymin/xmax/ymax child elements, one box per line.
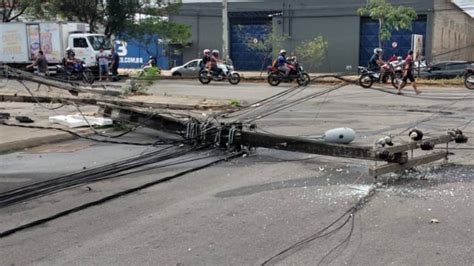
<box><xmin>0</xmin><ymin>145</ymin><xmax>204</xmax><ymax>207</ymax></box>
<box><xmin>0</xmin><ymin>151</ymin><xmax>244</xmax><ymax>239</ymax></box>
<box><xmin>70</xmin><ymin>101</ymin><xmax>160</xmax><ymax>139</ymax></box>
<box><xmin>18</xmin><ymin>80</ymin><xmax>67</xmax><ymax>110</ymax></box>
<box><xmin>261</xmin><ymin>184</ymin><xmax>378</xmax><ymax>265</ymax></box>
<box><xmin>0</xmin><ymin>122</ymin><xmax>170</xmax><ymax>146</ymax></box>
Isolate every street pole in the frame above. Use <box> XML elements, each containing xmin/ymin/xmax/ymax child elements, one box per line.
<box><xmin>222</xmin><ymin>0</ymin><xmax>229</xmax><ymax>61</ymax></box>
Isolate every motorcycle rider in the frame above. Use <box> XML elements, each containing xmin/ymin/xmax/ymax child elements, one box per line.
<box><xmin>368</xmin><ymin>48</ymin><xmax>386</xmax><ymax>81</ymax></box>
<box><xmin>62</xmin><ymin>48</ymin><xmax>77</xmax><ymax>72</ymax></box>
<box><xmin>277</xmin><ymin>49</ymin><xmax>290</xmax><ymax>77</ymax></box>
<box><xmin>200</xmin><ymin>49</ymin><xmax>211</xmax><ymax>70</ymax></box>
<box><xmin>208</xmin><ymin>49</ymin><xmax>223</xmax><ymax>77</ymax></box>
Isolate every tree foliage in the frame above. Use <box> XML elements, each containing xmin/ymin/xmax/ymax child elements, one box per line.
<box><xmin>122</xmin><ymin>17</ymin><xmax>191</xmax><ymax>54</ymax></box>
<box><xmin>46</xmin><ymin>0</ymin><xmax>106</xmax><ymax>32</ymax></box>
<box><xmin>1</xmin><ymin>0</ymin><xmax>42</xmax><ymax>22</ymax></box>
<box><xmin>40</xmin><ymin>0</ymin><xmax>188</xmax><ymax>40</ymax></box>
<box><xmin>244</xmin><ymin>30</ymin><xmax>289</xmax><ymax>59</ymax></box>
<box><xmin>294</xmin><ymin>36</ymin><xmax>328</xmax><ymax>71</ymax></box>
<box><xmin>357</xmin><ymin>0</ymin><xmax>417</xmax><ymax>48</ymax></box>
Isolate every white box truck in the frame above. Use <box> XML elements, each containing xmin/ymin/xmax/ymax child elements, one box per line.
<box><xmin>0</xmin><ymin>22</ymin><xmax>111</xmax><ymax>69</ymax></box>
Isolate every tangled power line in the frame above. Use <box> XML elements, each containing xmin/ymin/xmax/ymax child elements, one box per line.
<box><xmin>1</xmin><ymin>70</ymin><xmax>471</xmax><ymax>266</ymax></box>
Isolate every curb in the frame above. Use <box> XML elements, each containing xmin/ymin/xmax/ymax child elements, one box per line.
<box><xmin>0</xmin><ymin>127</ymin><xmax>97</xmax><ymax>154</ymax></box>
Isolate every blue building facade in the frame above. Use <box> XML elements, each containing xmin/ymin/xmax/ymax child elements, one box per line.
<box><xmin>114</xmin><ymin>36</ymin><xmax>169</xmax><ymax>69</ymax></box>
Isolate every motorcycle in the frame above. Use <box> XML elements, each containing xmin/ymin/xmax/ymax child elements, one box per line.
<box><xmin>267</xmin><ymin>57</ymin><xmax>310</xmax><ymax>86</ymax></box>
<box><xmin>56</xmin><ymin>60</ymin><xmax>95</xmax><ymax>84</ymax></box>
<box><xmin>138</xmin><ymin>57</ymin><xmax>161</xmax><ymax>77</ymax></box>
<box><xmin>464</xmin><ymin>68</ymin><xmax>474</xmax><ymax>90</ymax></box>
<box><xmin>199</xmin><ymin>62</ymin><xmax>241</xmax><ymax>85</ymax></box>
<box><xmin>359</xmin><ymin>61</ymin><xmax>405</xmax><ymax>89</ymax></box>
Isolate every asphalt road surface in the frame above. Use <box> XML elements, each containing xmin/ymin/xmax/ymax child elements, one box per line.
<box><xmin>1</xmin><ymin>80</ymin><xmax>473</xmax><ymax>265</ymax></box>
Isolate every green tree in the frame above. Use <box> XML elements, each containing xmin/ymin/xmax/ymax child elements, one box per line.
<box><xmin>294</xmin><ymin>36</ymin><xmax>328</xmax><ymax>71</ymax></box>
<box><xmin>1</xmin><ymin>0</ymin><xmax>42</xmax><ymax>22</ymax></box>
<box><xmin>45</xmin><ymin>0</ymin><xmax>184</xmax><ymax>37</ymax></box>
<box><xmin>46</xmin><ymin>0</ymin><xmax>105</xmax><ymax>32</ymax></box>
<box><xmin>122</xmin><ymin>17</ymin><xmax>191</xmax><ymax>55</ymax></box>
<box><xmin>357</xmin><ymin>0</ymin><xmax>417</xmax><ymax>49</ymax></box>
<box><xmin>239</xmin><ymin>26</ymin><xmax>289</xmax><ymax>73</ymax></box>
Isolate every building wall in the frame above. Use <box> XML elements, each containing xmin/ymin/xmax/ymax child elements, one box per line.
<box><xmin>288</xmin><ymin>16</ymin><xmax>360</xmax><ymax>72</ymax></box>
<box><xmin>171</xmin><ymin>0</ymin><xmax>437</xmax><ymax>72</ymax></box>
<box><xmin>432</xmin><ymin>0</ymin><xmax>474</xmax><ymax>61</ymax></box>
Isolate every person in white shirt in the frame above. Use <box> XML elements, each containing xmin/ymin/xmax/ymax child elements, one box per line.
<box><xmin>96</xmin><ymin>47</ymin><xmax>109</xmax><ymax>81</ymax></box>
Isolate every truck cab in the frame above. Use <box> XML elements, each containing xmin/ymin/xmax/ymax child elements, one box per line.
<box><xmin>68</xmin><ymin>34</ymin><xmax>112</xmax><ymax>68</ymax></box>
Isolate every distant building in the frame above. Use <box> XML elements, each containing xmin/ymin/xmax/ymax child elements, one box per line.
<box><xmin>170</xmin><ymin>0</ymin><xmax>474</xmax><ymax>72</ymax></box>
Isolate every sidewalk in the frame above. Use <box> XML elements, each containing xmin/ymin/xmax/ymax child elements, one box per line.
<box><xmin>119</xmin><ymin>69</ymin><xmax>465</xmax><ymax>86</ymax></box>
<box><xmin>0</xmin><ymin>102</ymin><xmax>101</xmax><ymax>154</ymax></box>
<box><xmin>0</xmin><ymin>81</ymin><xmax>233</xmax><ymax>153</ymax></box>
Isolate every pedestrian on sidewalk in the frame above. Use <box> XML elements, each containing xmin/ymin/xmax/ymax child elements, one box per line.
<box><xmin>27</xmin><ymin>50</ymin><xmax>51</xmax><ymax>92</ymax></box>
<box><xmin>27</xmin><ymin>50</ymin><xmax>49</xmax><ymax>76</ymax></box>
<box><xmin>96</xmin><ymin>47</ymin><xmax>109</xmax><ymax>81</ymax></box>
<box><xmin>398</xmin><ymin>50</ymin><xmax>421</xmax><ymax>95</ymax></box>
<box><xmin>109</xmin><ymin>47</ymin><xmax>120</xmax><ymax>81</ymax></box>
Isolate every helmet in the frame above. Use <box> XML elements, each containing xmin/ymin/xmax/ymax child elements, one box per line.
<box><xmin>397</xmin><ymin>56</ymin><xmax>403</xmax><ymax>61</ymax></box>
<box><xmin>212</xmin><ymin>49</ymin><xmax>219</xmax><ymax>55</ymax></box>
<box><xmin>203</xmin><ymin>49</ymin><xmax>211</xmax><ymax>55</ymax></box>
<box><xmin>65</xmin><ymin>48</ymin><xmax>75</xmax><ymax>56</ymax></box>
<box><xmin>374</xmin><ymin>48</ymin><xmax>383</xmax><ymax>55</ymax></box>
<box><xmin>280</xmin><ymin>49</ymin><xmax>287</xmax><ymax>55</ymax></box>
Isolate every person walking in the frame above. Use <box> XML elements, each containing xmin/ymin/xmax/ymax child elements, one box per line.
<box><xmin>27</xmin><ymin>50</ymin><xmax>51</xmax><ymax>91</ymax></box>
<box><xmin>27</xmin><ymin>50</ymin><xmax>49</xmax><ymax>76</ymax></box>
<box><xmin>96</xmin><ymin>47</ymin><xmax>109</xmax><ymax>81</ymax></box>
<box><xmin>398</xmin><ymin>50</ymin><xmax>421</xmax><ymax>95</ymax></box>
<box><xmin>110</xmin><ymin>47</ymin><xmax>120</xmax><ymax>81</ymax></box>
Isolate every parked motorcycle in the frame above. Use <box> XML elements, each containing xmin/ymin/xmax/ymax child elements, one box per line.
<box><xmin>199</xmin><ymin>62</ymin><xmax>241</xmax><ymax>85</ymax></box>
<box><xmin>267</xmin><ymin>57</ymin><xmax>310</xmax><ymax>86</ymax></box>
<box><xmin>56</xmin><ymin>60</ymin><xmax>94</xmax><ymax>84</ymax></box>
<box><xmin>464</xmin><ymin>68</ymin><xmax>474</xmax><ymax>90</ymax></box>
<box><xmin>359</xmin><ymin>61</ymin><xmax>405</xmax><ymax>89</ymax></box>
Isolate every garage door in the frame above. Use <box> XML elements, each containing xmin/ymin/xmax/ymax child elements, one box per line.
<box><xmin>229</xmin><ymin>12</ymin><xmax>273</xmax><ymax>71</ymax></box>
<box><xmin>359</xmin><ymin>16</ymin><xmax>427</xmax><ymax>67</ymax></box>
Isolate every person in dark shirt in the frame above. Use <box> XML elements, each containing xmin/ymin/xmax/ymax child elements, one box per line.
<box><xmin>201</xmin><ymin>49</ymin><xmax>211</xmax><ymax>70</ymax></box>
<box><xmin>27</xmin><ymin>50</ymin><xmax>48</xmax><ymax>76</ymax></box>
<box><xmin>398</xmin><ymin>50</ymin><xmax>421</xmax><ymax>95</ymax></box>
<box><xmin>27</xmin><ymin>50</ymin><xmax>51</xmax><ymax>91</ymax></box>
<box><xmin>368</xmin><ymin>48</ymin><xmax>385</xmax><ymax>71</ymax></box>
<box><xmin>110</xmin><ymin>47</ymin><xmax>120</xmax><ymax>81</ymax></box>
<box><xmin>277</xmin><ymin>49</ymin><xmax>290</xmax><ymax>77</ymax></box>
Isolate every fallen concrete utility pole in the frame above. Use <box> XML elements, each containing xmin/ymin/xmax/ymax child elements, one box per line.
<box><xmin>0</xmin><ymin>91</ymin><xmax>231</xmax><ymax>111</ymax></box>
<box><xmin>0</xmin><ymin>65</ymin><xmax>121</xmax><ymax>96</ymax></box>
<box><xmin>100</xmin><ymin>104</ymin><xmax>469</xmax><ymax>178</ymax></box>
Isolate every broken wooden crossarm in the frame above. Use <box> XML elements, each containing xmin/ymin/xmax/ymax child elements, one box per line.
<box><xmin>374</xmin><ymin>135</ymin><xmax>453</xmax><ymax>156</ymax></box>
<box><xmin>369</xmin><ymin>133</ymin><xmax>468</xmax><ymax>177</ymax></box>
<box><xmin>369</xmin><ymin>152</ymin><xmax>447</xmax><ymax>177</ymax></box>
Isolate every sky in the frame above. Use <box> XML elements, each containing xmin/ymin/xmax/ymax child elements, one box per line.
<box><xmin>451</xmin><ymin>0</ymin><xmax>474</xmax><ymax>18</ymax></box>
